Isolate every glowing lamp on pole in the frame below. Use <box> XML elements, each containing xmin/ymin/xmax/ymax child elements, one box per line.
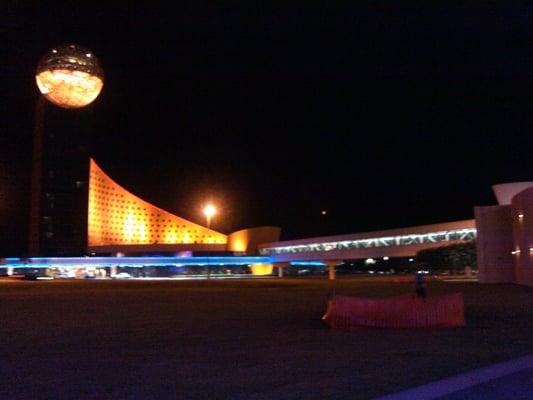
<box><xmin>203</xmin><ymin>204</ymin><xmax>216</xmax><ymax>239</ymax></box>
<box><xmin>203</xmin><ymin>204</ymin><xmax>217</xmax><ymax>279</ymax></box>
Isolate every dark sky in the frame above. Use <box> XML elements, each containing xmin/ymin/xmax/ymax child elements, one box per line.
<box><xmin>1</xmin><ymin>3</ymin><xmax>532</xmax><ymax>255</ymax></box>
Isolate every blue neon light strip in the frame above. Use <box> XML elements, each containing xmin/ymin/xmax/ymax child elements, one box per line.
<box><xmin>0</xmin><ymin>256</ymin><xmax>273</xmax><ymax>269</ymax></box>
<box><xmin>290</xmin><ymin>261</ymin><xmax>326</xmax><ymax>266</ymax></box>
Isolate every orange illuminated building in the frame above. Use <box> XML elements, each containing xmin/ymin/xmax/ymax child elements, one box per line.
<box><xmin>88</xmin><ymin>159</ymin><xmax>228</xmax><ymax>252</ymax></box>
<box><xmin>87</xmin><ymin>159</ymin><xmax>281</xmax><ymax>256</ymax></box>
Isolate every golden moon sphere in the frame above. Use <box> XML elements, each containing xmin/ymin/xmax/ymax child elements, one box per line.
<box><xmin>35</xmin><ymin>44</ymin><xmax>104</xmax><ymax>109</ymax></box>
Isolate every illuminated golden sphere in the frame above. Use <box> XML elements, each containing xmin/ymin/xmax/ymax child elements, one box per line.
<box><xmin>35</xmin><ymin>44</ymin><xmax>104</xmax><ymax>109</ymax></box>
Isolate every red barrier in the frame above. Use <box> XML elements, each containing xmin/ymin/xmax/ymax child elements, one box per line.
<box><xmin>322</xmin><ymin>293</ymin><xmax>465</xmax><ymax>329</ymax></box>
<box><xmin>390</xmin><ymin>275</ymin><xmax>438</xmax><ymax>283</ymax></box>
<box><xmin>390</xmin><ymin>275</ymin><xmax>416</xmax><ymax>283</ymax></box>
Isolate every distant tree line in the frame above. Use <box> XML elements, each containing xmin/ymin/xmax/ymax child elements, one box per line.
<box><xmin>416</xmin><ymin>241</ymin><xmax>476</xmax><ymax>273</ymax></box>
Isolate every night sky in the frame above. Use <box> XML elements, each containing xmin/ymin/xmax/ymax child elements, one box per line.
<box><xmin>1</xmin><ymin>4</ymin><xmax>532</xmax><ymax>256</ymax></box>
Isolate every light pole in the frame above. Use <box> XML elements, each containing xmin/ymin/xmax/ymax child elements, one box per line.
<box><xmin>203</xmin><ymin>204</ymin><xmax>216</xmax><ymax>279</ymax></box>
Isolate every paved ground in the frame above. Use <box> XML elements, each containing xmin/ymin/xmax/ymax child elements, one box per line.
<box><xmin>377</xmin><ymin>355</ymin><xmax>533</xmax><ymax>399</ymax></box>
<box><xmin>441</xmin><ymin>367</ymin><xmax>533</xmax><ymax>400</ymax></box>
<box><xmin>0</xmin><ymin>278</ymin><xmax>531</xmax><ymax>399</ymax></box>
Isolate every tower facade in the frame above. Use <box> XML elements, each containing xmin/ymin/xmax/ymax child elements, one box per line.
<box><xmin>28</xmin><ymin>102</ymin><xmax>92</xmax><ymax>256</ymax></box>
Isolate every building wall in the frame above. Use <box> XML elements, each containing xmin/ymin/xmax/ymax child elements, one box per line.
<box><xmin>87</xmin><ymin>243</ymin><xmax>227</xmax><ymax>255</ymax></box>
<box><xmin>474</xmin><ymin>205</ymin><xmax>515</xmax><ymax>283</ymax></box>
<box><xmin>474</xmin><ymin>183</ymin><xmax>533</xmax><ymax>287</ymax></box>
<box><xmin>227</xmin><ymin>226</ymin><xmax>281</xmax><ymax>255</ymax></box>
<box><xmin>88</xmin><ymin>159</ymin><xmax>227</xmax><ymax>247</ymax></box>
<box><xmin>511</xmin><ymin>187</ymin><xmax>533</xmax><ymax>286</ymax></box>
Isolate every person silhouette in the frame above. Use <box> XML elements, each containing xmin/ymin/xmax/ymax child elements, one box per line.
<box><xmin>415</xmin><ymin>272</ymin><xmax>426</xmax><ymax>298</ymax></box>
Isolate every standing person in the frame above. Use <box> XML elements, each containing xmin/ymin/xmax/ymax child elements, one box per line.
<box><xmin>415</xmin><ymin>272</ymin><xmax>426</xmax><ymax>298</ymax></box>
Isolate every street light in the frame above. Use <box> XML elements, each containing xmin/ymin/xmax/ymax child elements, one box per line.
<box><xmin>203</xmin><ymin>204</ymin><xmax>216</xmax><ymax>279</ymax></box>
<box><xmin>203</xmin><ymin>204</ymin><xmax>216</xmax><ymax>231</ymax></box>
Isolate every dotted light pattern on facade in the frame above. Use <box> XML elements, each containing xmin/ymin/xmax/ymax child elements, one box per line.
<box><xmin>88</xmin><ymin>159</ymin><xmax>227</xmax><ymax>246</ymax></box>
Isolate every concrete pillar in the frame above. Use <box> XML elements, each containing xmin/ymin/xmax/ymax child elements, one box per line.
<box><xmin>475</xmin><ymin>206</ymin><xmax>514</xmax><ymax>283</ymax></box>
<box><xmin>324</xmin><ymin>260</ymin><xmax>341</xmax><ymax>280</ymax></box>
<box><xmin>328</xmin><ymin>263</ymin><xmax>335</xmax><ymax>280</ymax></box>
<box><xmin>273</xmin><ymin>262</ymin><xmax>289</xmax><ymax>278</ymax></box>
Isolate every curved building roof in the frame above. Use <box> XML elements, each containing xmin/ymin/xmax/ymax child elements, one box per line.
<box><xmin>88</xmin><ymin>159</ymin><xmax>227</xmax><ymax>247</ymax></box>
<box><xmin>492</xmin><ymin>182</ymin><xmax>533</xmax><ymax>205</ymax></box>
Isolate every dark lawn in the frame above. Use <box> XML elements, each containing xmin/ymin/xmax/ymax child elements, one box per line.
<box><xmin>0</xmin><ymin>278</ymin><xmax>531</xmax><ymax>399</ymax></box>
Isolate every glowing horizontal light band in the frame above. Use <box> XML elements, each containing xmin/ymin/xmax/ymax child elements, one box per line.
<box><xmin>290</xmin><ymin>261</ymin><xmax>326</xmax><ymax>266</ymax></box>
<box><xmin>260</xmin><ymin>229</ymin><xmax>477</xmax><ymax>255</ymax></box>
<box><xmin>0</xmin><ymin>256</ymin><xmax>272</xmax><ymax>269</ymax></box>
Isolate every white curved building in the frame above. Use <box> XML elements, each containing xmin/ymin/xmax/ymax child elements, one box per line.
<box><xmin>476</xmin><ymin>182</ymin><xmax>533</xmax><ymax>286</ymax></box>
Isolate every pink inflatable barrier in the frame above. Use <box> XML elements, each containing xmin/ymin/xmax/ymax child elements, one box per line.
<box><xmin>322</xmin><ymin>293</ymin><xmax>465</xmax><ymax>329</ymax></box>
<box><xmin>390</xmin><ymin>275</ymin><xmax>438</xmax><ymax>283</ymax></box>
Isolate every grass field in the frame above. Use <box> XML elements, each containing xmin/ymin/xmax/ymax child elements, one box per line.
<box><xmin>0</xmin><ymin>277</ymin><xmax>531</xmax><ymax>399</ymax></box>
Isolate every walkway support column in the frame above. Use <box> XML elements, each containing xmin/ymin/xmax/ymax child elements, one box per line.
<box><xmin>273</xmin><ymin>262</ymin><xmax>289</xmax><ymax>278</ymax></box>
<box><xmin>324</xmin><ymin>260</ymin><xmax>341</xmax><ymax>280</ymax></box>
